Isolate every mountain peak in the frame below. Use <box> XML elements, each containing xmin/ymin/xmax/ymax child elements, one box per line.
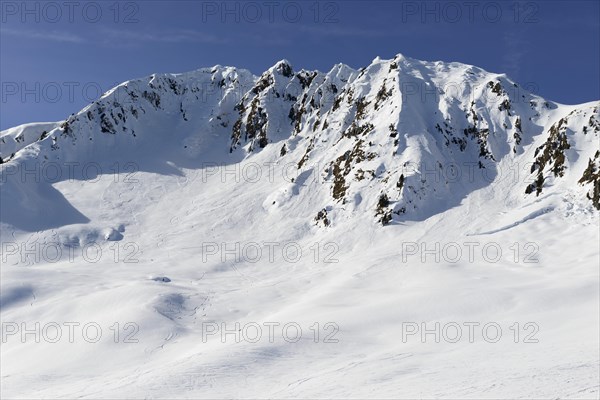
<box><xmin>393</xmin><ymin>52</ymin><xmax>409</xmax><ymax>63</ymax></box>
<box><xmin>270</xmin><ymin>59</ymin><xmax>294</xmax><ymax>77</ymax></box>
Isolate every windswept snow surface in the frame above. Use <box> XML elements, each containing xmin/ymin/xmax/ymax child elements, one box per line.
<box><xmin>1</xmin><ymin>55</ymin><xmax>599</xmax><ymax>399</ymax></box>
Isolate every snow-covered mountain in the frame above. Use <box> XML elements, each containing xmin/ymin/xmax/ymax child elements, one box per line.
<box><xmin>1</xmin><ymin>55</ymin><xmax>599</xmax><ymax>398</ymax></box>
<box><xmin>1</xmin><ymin>54</ymin><xmax>598</xmax><ymax>228</ymax></box>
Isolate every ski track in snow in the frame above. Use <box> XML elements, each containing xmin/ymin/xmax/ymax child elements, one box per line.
<box><xmin>467</xmin><ymin>206</ymin><xmax>555</xmax><ymax>236</ymax></box>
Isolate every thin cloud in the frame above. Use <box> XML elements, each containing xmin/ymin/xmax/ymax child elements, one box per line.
<box><xmin>502</xmin><ymin>30</ymin><xmax>528</xmax><ymax>78</ymax></box>
<box><xmin>97</xmin><ymin>28</ymin><xmax>229</xmax><ymax>45</ymax></box>
<box><xmin>259</xmin><ymin>19</ymin><xmax>427</xmax><ymax>40</ymax></box>
<box><xmin>1</xmin><ymin>28</ymin><xmax>85</xmax><ymax>43</ymax></box>
<box><xmin>291</xmin><ymin>23</ymin><xmax>390</xmax><ymax>38</ymax></box>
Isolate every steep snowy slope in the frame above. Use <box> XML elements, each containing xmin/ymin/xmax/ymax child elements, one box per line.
<box><xmin>0</xmin><ymin>121</ymin><xmax>61</xmax><ymax>163</ymax></box>
<box><xmin>0</xmin><ymin>55</ymin><xmax>598</xmax><ymax>399</ymax></box>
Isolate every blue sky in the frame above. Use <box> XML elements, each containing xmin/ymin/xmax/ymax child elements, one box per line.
<box><xmin>1</xmin><ymin>0</ymin><xmax>598</xmax><ymax>129</ymax></box>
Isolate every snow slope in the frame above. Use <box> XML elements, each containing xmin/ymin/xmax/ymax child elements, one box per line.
<box><xmin>1</xmin><ymin>54</ymin><xmax>599</xmax><ymax>398</ymax></box>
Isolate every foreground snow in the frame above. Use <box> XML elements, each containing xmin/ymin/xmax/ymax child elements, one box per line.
<box><xmin>1</xmin><ymin>160</ymin><xmax>598</xmax><ymax>399</ymax></box>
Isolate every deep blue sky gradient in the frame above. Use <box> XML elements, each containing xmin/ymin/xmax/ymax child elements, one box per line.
<box><xmin>1</xmin><ymin>0</ymin><xmax>599</xmax><ymax>129</ymax></box>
